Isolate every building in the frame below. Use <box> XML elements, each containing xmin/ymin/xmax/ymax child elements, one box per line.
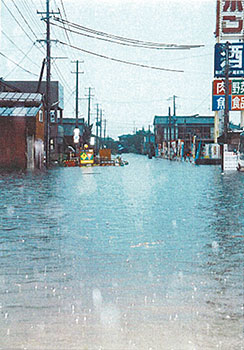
<box><xmin>59</xmin><ymin>118</ymin><xmax>85</xmax><ymax>151</ymax></box>
<box><xmin>0</xmin><ymin>92</ymin><xmax>45</xmax><ymax>169</ymax></box>
<box><xmin>154</xmin><ymin>115</ymin><xmax>215</xmax><ymax>157</ymax></box>
<box><xmin>0</xmin><ymin>79</ymin><xmax>64</xmax><ymax>161</ymax></box>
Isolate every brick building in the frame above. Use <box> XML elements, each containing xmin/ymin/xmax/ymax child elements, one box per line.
<box><xmin>0</xmin><ymin>92</ymin><xmax>45</xmax><ymax>169</ymax></box>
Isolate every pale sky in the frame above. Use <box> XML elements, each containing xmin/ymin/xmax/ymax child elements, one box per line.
<box><xmin>0</xmin><ymin>0</ymin><xmax>227</xmax><ymax>138</ymax></box>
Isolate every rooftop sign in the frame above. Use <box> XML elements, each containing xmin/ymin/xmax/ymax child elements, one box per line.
<box><xmin>216</xmin><ymin>0</ymin><xmax>244</xmax><ymax>40</ymax></box>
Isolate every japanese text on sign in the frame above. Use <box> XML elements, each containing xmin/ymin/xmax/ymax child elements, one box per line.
<box><xmin>216</xmin><ymin>0</ymin><xmax>244</xmax><ymax>39</ymax></box>
<box><xmin>214</xmin><ymin>43</ymin><xmax>244</xmax><ymax>77</ymax></box>
<box><xmin>231</xmin><ymin>79</ymin><xmax>244</xmax><ymax>94</ymax></box>
<box><xmin>213</xmin><ymin>79</ymin><xmax>232</xmax><ymax>95</ymax></box>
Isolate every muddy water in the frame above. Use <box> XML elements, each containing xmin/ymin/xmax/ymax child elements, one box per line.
<box><xmin>0</xmin><ymin>155</ymin><xmax>243</xmax><ymax>349</ymax></box>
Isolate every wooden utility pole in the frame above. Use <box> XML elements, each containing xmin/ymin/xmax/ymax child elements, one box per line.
<box><xmin>85</xmin><ymin>87</ymin><xmax>94</xmax><ymax>126</ymax></box>
<box><xmin>104</xmin><ymin>119</ymin><xmax>107</xmax><ymax>142</ymax></box>
<box><xmin>96</xmin><ymin>104</ymin><xmax>99</xmax><ymax>152</ymax></box>
<box><xmin>173</xmin><ymin>95</ymin><xmax>177</xmax><ymax>116</ymax></box>
<box><xmin>100</xmin><ymin>109</ymin><xmax>103</xmax><ymax>148</ymax></box>
<box><xmin>45</xmin><ymin>0</ymin><xmax>51</xmax><ymax>167</ymax></box>
<box><xmin>224</xmin><ymin>41</ymin><xmax>230</xmax><ymax>144</ymax></box>
<box><xmin>37</xmin><ymin>1</ymin><xmax>59</xmax><ymax>167</ymax></box>
<box><xmin>168</xmin><ymin>107</ymin><xmax>172</xmax><ymax>159</ymax></box>
<box><xmin>71</xmin><ymin>60</ymin><xmax>83</xmax><ymax>127</ymax></box>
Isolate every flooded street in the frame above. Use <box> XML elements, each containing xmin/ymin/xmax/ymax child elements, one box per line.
<box><xmin>0</xmin><ymin>154</ymin><xmax>244</xmax><ymax>350</ymax></box>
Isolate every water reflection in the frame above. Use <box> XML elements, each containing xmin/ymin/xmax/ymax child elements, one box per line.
<box><xmin>0</xmin><ymin>155</ymin><xmax>243</xmax><ymax>349</ymax></box>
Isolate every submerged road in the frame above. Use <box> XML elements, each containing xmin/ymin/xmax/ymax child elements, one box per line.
<box><xmin>0</xmin><ymin>154</ymin><xmax>243</xmax><ymax>350</ymax></box>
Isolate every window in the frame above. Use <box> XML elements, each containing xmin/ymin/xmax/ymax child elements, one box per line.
<box><xmin>39</xmin><ymin>110</ymin><xmax>43</xmax><ymax>123</ymax></box>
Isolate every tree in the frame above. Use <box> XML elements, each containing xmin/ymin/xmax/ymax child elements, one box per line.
<box><xmin>82</xmin><ymin>122</ymin><xmax>93</xmax><ymax>145</ymax></box>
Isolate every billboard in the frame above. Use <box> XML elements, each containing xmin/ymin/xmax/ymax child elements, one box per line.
<box><xmin>216</xmin><ymin>0</ymin><xmax>244</xmax><ymax>40</ymax></box>
<box><xmin>212</xmin><ymin>95</ymin><xmax>232</xmax><ymax>110</ymax></box>
<box><xmin>213</xmin><ymin>79</ymin><xmax>231</xmax><ymax>95</ymax></box>
<box><xmin>213</xmin><ymin>78</ymin><xmax>244</xmax><ymax>110</ymax></box>
<box><xmin>214</xmin><ymin>43</ymin><xmax>244</xmax><ymax>77</ymax></box>
<box><xmin>212</xmin><ymin>93</ymin><xmax>244</xmax><ymax>111</ymax></box>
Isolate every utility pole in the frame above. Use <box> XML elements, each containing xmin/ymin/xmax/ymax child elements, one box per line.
<box><xmin>168</xmin><ymin>107</ymin><xmax>171</xmax><ymax>159</ymax></box>
<box><xmin>169</xmin><ymin>107</ymin><xmax>172</xmax><ymax>143</ymax></box>
<box><xmin>46</xmin><ymin>0</ymin><xmax>51</xmax><ymax>167</ymax></box>
<box><xmin>104</xmin><ymin>119</ymin><xmax>107</xmax><ymax>143</ymax></box>
<box><xmin>100</xmin><ymin>109</ymin><xmax>103</xmax><ymax>148</ymax></box>
<box><xmin>224</xmin><ymin>41</ymin><xmax>230</xmax><ymax>144</ymax></box>
<box><xmin>37</xmin><ymin>1</ymin><xmax>59</xmax><ymax>167</ymax></box>
<box><xmin>85</xmin><ymin>87</ymin><xmax>94</xmax><ymax>126</ymax></box>
<box><xmin>96</xmin><ymin>104</ymin><xmax>99</xmax><ymax>152</ymax></box>
<box><xmin>71</xmin><ymin>60</ymin><xmax>84</xmax><ymax>127</ymax></box>
<box><xmin>173</xmin><ymin>95</ymin><xmax>177</xmax><ymax>116</ymax></box>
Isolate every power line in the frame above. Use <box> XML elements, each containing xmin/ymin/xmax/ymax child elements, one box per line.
<box><xmin>53</xmin><ymin>17</ymin><xmax>203</xmax><ymax>50</ymax></box>
<box><xmin>2</xmin><ymin>0</ymin><xmax>35</xmax><ymax>43</ymax></box>
<box><xmin>58</xmin><ymin>40</ymin><xmax>184</xmax><ymax>73</ymax></box>
<box><xmin>59</xmin><ymin>0</ymin><xmax>75</xmax><ymax>50</ymax></box>
<box><xmin>52</xmin><ymin>61</ymin><xmax>73</xmax><ymax>94</ymax></box>
<box><xmin>12</xmin><ymin>0</ymin><xmax>39</xmax><ymax>40</ymax></box>
<box><xmin>21</xmin><ymin>0</ymin><xmax>45</xmax><ymax>34</ymax></box>
<box><xmin>0</xmin><ymin>50</ymin><xmax>38</xmax><ymax>77</ymax></box>
<box><xmin>1</xmin><ymin>30</ymin><xmax>40</xmax><ymax>68</ymax></box>
<box><xmin>50</xmin><ymin>21</ymin><xmax>193</xmax><ymax>51</ymax></box>
<box><xmin>4</xmin><ymin>44</ymin><xmax>37</xmax><ymax>79</ymax></box>
<box><xmin>2</xmin><ymin>0</ymin><xmax>45</xmax><ymax>56</ymax></box>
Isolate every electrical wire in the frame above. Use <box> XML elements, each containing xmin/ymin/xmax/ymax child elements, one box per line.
<box><xmin>2</xmin><ymin>0</ymin><xmax>35</xmax><ymax>43</ymax></box>
<box><xmin>190</xmin><ymin>93</ymin><xmax>211</xmax><ymax>114</ymax></box>
<box><xmin>50</xmin><ymin>21</ymin><xmax>191</xmax><ymax>51</ymax></box>
<box><xmin>58</xmin><ymin>40</ymin><xmax>184</xmax><ymax>73</ymax></box>
<box><xmin>21</xmin><ymin>0</ymin><xmax>45</xmax><ymax>34</ymax></box>
<box><xmin>52</xmin><ymin>61</ymin><xmax>73</xmax><ymax>94</ymax></box>
<box><xmin>53</xmin><ymin>16</ymin><xmax>203</xmax><ymax>49</ymax></box>
<box><xmin>1</xmin><ymin>30</ymin><xmax>40</xmax><ymax>68</ymax></box>
<box><xmin>0</xmin><ymin>50</ymin><xmax>38</xmax><ymax>77</ymax></box>
<box><xmin>11</xmin><ymin>0</ymin><xmax>39</xmax><ymax>40</ymax></box>
<box><xmin>4</xmin><ymin>44</ymin><xmax>37</xmax><ymax>79</ymax></box>
<box><xmin>2</xmin><ymin>0</ymin><xmax>45</xmax><ymax>56</ymax></box>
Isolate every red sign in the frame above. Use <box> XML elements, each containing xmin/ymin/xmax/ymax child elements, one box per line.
<box><xmin>231</xmin><ymin>95</ymin><xmax>244</xmax><ymax>110</ymax></box>
<box><xmin>213</xmin><ymin>79</ymin><xmax>232</xmax><ymax>95</ymax></box>
<box><xmin>216</xmin><ymin>0</ymin><xmax>244</xmax><ymax>39</ymax></box>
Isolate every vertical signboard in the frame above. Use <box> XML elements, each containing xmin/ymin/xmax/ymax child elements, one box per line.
<box><xmin>216</xmin><ymin>0</ymin><xmax>244</xmax><ymax>40</ymax></box>
<box><xmin>212</xmin><ymin>79</ymin><xmax>244</xmax><ymax>110</ymax></box>
<box><xmin>214</xmin><ymin>43</ymin><xmax>244</xmax><ymax>77</ymax></box>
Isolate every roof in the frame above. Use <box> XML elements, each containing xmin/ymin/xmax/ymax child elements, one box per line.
<box><xmin>59</xmin><ymin>118</ymin><xmax>85</xmax><ymax>136</ymax></box>
<box><xmin>0</xmin><ymin>106</ymin><xmax>41</xmax><ymax>117</ymax></box>
<box><xmin>0</xmin><ymin>92</ymin><xmax>42</xmax><ymax>107</ymax></box>
<box><xmin>154</xmin><ymin>115</ymin><xmax>215</xmax><ymax>126</ymax></box>
<box><xmin>2</xmin><ymin>81</ymin><xmax>64</xmax><ymax>110</ymax></box>
<box><xmin>62</xmin><ymin>118</ymin><xmax>85</xmax><ymax>124</ymax></box>
<box><xmin>62</xmin><ymin>124</ymin><xmax>84</xmax><ymax>136</ymax></box>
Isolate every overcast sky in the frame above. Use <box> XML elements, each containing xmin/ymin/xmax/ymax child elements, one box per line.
<box><xmin>0</xmin><ymin>0</ymin><xmax>227</xmax><ymax>138</ymax></box>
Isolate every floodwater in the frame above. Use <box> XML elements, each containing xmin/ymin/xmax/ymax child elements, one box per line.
<box><xmin>0</xmin><ymin>154</ymin><xmax>243</xmax><ymax>350</ymax></box>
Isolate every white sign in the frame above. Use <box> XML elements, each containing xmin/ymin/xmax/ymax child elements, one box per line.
<box><xmin>223</xmin><ymin>145</ymin><xmax>238</xmax><ymax>170</ymax></box>
<box><xmin>73</xmin><ymin>127</ymin><xmax>80</xmax><ymax>144</ymax></box>
<box><xmin>216</xmin><ymin>0</ymin><xmax>244</xmax><ymax>40</ymax></box>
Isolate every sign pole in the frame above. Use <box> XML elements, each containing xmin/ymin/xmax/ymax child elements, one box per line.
<box><xmin>224</xmin><ymin>41</ymin><xmax>230</xmax><ymax>144</ymax></box>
